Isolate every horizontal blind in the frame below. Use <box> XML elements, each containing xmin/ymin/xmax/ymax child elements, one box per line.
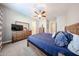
<box><xmin>0</xmin><ymin>7</ymin><xmax>3</xmax><ymax>48</ymax></box>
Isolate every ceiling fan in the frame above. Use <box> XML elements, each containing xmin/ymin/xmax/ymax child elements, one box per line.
<box><xmin>34</xmin><ymin>10</ymin><xmax>46</xmax><ymax>19</ymax></box>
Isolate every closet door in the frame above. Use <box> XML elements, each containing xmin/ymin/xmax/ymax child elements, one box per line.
<box><xmin>0</xmin><ymin>8</ymin><xmax>3</xmax><ymax>49</ymax></box>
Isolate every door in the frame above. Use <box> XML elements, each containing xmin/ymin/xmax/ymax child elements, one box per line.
<box><xmin>51</xmin><ymin>22</ymin><xmax>56</xmax><ymax>33</ymax></box>
<box><xmin>49</xmin><ymin>21</ymin><xmax>57</xmax><ymax>33</ymax></box>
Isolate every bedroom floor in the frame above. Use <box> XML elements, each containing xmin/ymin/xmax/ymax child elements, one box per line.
<box><xmin>0</xmin><ymin>40</ymin><xmax>37</xmax><ymax>56</ymax></box>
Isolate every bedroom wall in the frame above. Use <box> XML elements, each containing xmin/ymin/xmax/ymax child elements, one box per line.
<box><xmin>0</xmin><ymin>5</ymin><xmax>32</xmax><ymax>43</ymax></box>
<box><xmin>66</xmin><ymin>4</ymin><xmax>79</xmax><ymax>26</ymax></box>
<box><xmin>56</xmin><ymin>4</ymin><xmax>79</xmax><ymax>32</ymax></box>
<box><xmin>31</xmin><ymin>21</ymin><xmax>36</xmax><ymax>34</ymax></box>
<box><xmin>56</xmin><ymin>16</ymin><xmax>67</xmax><ymax>32</ymax></box>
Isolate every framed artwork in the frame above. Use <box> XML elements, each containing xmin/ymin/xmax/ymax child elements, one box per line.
<box><xmin>15</xmin><ymin>21</ymin><xmax>29</xmax><ymax>30</ymax></box>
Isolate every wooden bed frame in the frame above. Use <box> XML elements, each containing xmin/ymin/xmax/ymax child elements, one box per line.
<box><xmin>27</xmin><ymin>42</ymin><xmax>47</xmax><ymax>56</ymax></box>
<box><xmin>27</xmin><ymin>23</ymin><xmax>79</xmax><ymax>56</ymax></box>
<box><xmin>65</xmin><ymin>23</ymin><xmax>79</xmax><ymax>35</ymax></box>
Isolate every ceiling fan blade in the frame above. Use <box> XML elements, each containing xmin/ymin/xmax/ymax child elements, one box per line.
<box><xmin>42</xmin><ymin>15</ymin><xmax>46</xmax><ymax>17</ymax></box>
<box><xmin>34</xmin><ymin>11</ymin><xmax>39</xmax><ymax>15</ymax></box>
<box><xmin>41</xmin><ymin>11</ymin><xmax>45</xmax><ymax>14</ymax></box>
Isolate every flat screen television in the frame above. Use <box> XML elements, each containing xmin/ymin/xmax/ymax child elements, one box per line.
<box><xmin>11</xmin><ymin>24</ymin><xmax>23</xmax><ymax>31</ymax></box>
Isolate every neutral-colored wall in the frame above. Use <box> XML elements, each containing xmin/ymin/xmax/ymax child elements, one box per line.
<box><xmin>56</xmin><ymin>5</ymin><xmax>79</xmax><ymax>31</ymax></box>
<box><xmin>31</xmin><ymin>21</ymin><xmax>36</xmax><ymax>34</ymax></box>
<box><xmin>0</xmin><ymin>5</ymin><xmax>32</xmax><ymax>43</ymax></box>
<box><xmin>56</xmin><ymin>16</ymin><xmax>67</xmax><ymax>32</ymax></box>
<box><xmin>66</xmin><ymin>4</ymin><xmax>79</xmax><ymax>26</ymax></box>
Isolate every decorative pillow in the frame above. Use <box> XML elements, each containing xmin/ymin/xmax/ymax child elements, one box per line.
<box><xmin>54</xmin><ymin>32</ymin><xmax>68</xmax><ymax>47</ymax></box>
<box><xmin>52</xmin><ymin>32</ymin><xmax>56</xmax><ymax>38</ymax></box>
<box><xmin>54</xmin><ymin>31</ymin><xmax>73</xmax><ymax>47</ymax></box>
<box><xmin>68</xmin><ymin>34</ymin><xmax>79</xmax><ymax>55</ymax></box>
<box><xmin>53</xmin><ymin>31</ymin><xmax>61</xmax><ymax>39</ymax></box>
<box><xmin>62</xmin><ymin>32</ymin><xmax>73</xmax><ymax>44</ymax></box>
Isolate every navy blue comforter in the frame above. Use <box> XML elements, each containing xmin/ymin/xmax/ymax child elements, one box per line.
<box><xmin>27</xmin><ymin>33</ymin><xmax>77</xmax><ymax>56</ymax></box>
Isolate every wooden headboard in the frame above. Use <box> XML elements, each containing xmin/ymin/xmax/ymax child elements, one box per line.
<box><xmin>65</xmin><ymin>23</ymin><xmax>79</xmax><ymax>35</ymax></box>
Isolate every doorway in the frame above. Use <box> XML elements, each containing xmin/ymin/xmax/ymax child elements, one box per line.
<box><xmin>49</xmin><ymin>20</ymin><xmax>57</xmax><ymax>33</ymax></box>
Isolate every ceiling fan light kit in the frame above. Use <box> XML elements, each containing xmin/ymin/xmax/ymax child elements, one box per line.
<box><xmin>34</xmin><ymin>10</ymin><xmax>46</xmax><ymax>19</ymax></box>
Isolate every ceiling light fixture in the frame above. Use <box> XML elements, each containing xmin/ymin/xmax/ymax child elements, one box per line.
<box><xmin>34</xmin><ymin>4</ymin><xmax>46</xmax><ymax>19</ymax></box>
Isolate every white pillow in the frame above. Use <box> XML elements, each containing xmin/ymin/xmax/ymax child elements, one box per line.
<box><xmin>68</xmin><ymin>34</ymin><xmax>79</xmax><ymax>55</ymax></box>
<box><xmin>52</xmin><ymin>32</ymin><xmax>56</xmax><ymax>38</ymax></box>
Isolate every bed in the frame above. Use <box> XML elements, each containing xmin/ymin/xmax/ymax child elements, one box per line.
<box><xmin>27</xmin><ymin>23</ymin><xmax>79</xmax><ymax>56</ymax></box>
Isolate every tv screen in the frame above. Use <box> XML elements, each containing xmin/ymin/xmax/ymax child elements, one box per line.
<box><xmin>11</xmin><ymin>24</ymin><xmax>23</xmax><ymax>31</ymax></box>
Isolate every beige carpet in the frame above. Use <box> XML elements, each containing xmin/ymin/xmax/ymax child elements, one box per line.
<box><xmin>0</xmin><ymin>40</ymin><xmax>37</xmax><ymax>56</ymax></box>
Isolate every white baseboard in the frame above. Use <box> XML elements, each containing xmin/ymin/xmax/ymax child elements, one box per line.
<box><xmin>2</xmin><ymin>40</ymin><xmax>12</xmax><ymax>44</ymax></box>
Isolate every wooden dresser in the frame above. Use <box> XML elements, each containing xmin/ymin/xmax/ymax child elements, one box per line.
<box><xmin>12</xmin><ymin>29</ymin><xmax>32</xmax><ymax>42</ymax></box>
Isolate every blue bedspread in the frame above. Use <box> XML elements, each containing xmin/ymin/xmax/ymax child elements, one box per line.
<box><xmin>27</xmin><ymin>33</ymin><xmax>77</xmax><ymax>56</ymax></box>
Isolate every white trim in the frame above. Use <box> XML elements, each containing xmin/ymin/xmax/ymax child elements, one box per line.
<box><xmin>2</xmin><ymin>40</ymin><xmax>12</xmax><ymax>44</ymax></box>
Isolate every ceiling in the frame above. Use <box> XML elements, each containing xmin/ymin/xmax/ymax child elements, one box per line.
<box><xmin>2</xmin><ymin>3</ymin><xmax>79</xmax><ymax>20</ymax></box>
